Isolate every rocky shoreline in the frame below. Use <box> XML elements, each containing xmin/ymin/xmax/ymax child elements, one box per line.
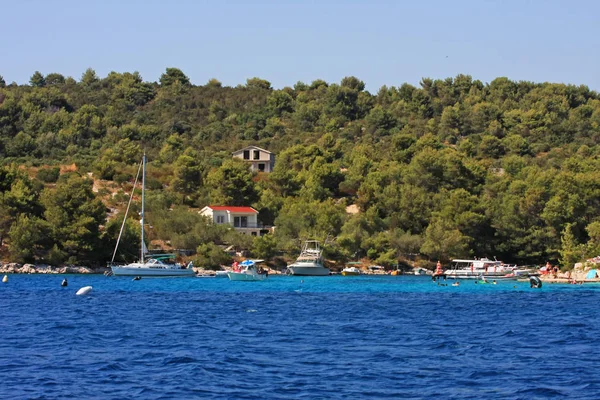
<box><xmin>0</xmin><ymin>263</ymin><xmax>108</xmax><ymax>274</ymax></box>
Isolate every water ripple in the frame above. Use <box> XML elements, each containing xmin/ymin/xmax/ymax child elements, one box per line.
<box><xmin>2</xmin><ymin>275</ymin><xmax>600</xmax><ymax>399</ymax></box>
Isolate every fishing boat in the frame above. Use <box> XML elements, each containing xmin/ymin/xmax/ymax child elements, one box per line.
<box><xmin>228</xmin><ymin>260</ymin><xmax>268</xmax><ymax>281</ymax></box>
<box><xmin>341</xmin><ymin>266</ymin><xmax>361</xmax><ymax>276</ymax></box>
<box><xmin>287</xmin><ymin>240</ymin><xmax>330</xmax><ymax>276</ymax></box>
<box><xmin>444</xmin><ymin>258</ymin><xmax>517</xmax><ymax>280</ymax></box>
<box><xmin>109</xmin><ymin>154</ymin><xmax>195</xmax><ymax>277</ymax></box>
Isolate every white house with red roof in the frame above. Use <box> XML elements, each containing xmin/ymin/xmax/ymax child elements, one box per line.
<box><xmin>199</xmin><ymin>206</ymin><xmax>270</xmax><ymax>236</ymax></box>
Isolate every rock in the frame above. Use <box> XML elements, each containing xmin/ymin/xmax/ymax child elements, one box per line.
<box><xmin>19</xmin><ymin>264</ymin><xmax>36</xmax><ymax>274</ymax></box>
<box><xmin>5</xmin><ymin>263</ymin><xmax>21</xmax><ymax>272</ymax></box>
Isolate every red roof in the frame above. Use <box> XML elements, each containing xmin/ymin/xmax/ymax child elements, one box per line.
<box><xmin>207</xmin><ymin>206</ymin><xmax>258</xmax><ymax>213</ymax></box>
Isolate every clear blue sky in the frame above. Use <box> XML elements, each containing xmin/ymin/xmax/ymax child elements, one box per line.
<box><xmin>2</xmin><ymin>0</ymin><xmax>599</xmax><ymax>91</ymax></box>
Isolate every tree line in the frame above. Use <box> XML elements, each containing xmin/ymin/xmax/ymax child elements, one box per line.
<box><xmin>0</xmin><ymin>68</ymin><xmax>599</xmax><ymax>269</ymax></box>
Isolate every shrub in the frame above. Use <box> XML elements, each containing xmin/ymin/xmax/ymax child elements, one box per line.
<box><xmin>36</xmin><ymin>167</ymin><xmax>60</xmax><ymax>183</ymax></box>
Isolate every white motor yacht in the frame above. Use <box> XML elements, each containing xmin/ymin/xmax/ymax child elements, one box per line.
<box><xmin>444</xmin><ymin>258</ymin><xmax>517</xmax><ymax>280</ymax></box>
<box><xmin>287</xmin><ymin>240</ymin><xmax>330</xmax><ymax>276</ymax></box>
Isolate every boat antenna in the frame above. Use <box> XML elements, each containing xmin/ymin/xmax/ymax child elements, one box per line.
<box><xmin>141</xmin><ymin>152</ymin><xmax>146</xmax><ymax>264</ymax></box>
<box><xmin>111</xmin><ymin>158</ymin><xmax>143</xmax><ymax>263</ymax></box>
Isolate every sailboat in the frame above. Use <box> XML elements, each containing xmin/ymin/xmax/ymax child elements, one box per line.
<box><xmin>109</xmin><ymin>154</ymin><xmax>195</xmax><ymax>277</ymax></box>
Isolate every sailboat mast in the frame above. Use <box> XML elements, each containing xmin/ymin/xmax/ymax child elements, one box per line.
<box><xmin>141</xmin><ymin>153</ymin><xmax>146</xmax><ymax>264</ymax></box>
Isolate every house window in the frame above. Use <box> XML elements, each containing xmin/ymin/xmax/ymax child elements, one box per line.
<box><xmin>234</xmin><ymin>216</ymin><xmax>248</xmax><ymax>228</ymax></box>
<box><xmin>253</xmin><ymin>150</ymin><xmax>260</xmax><ymax>160</ymax></box>
<box><xmin>258</xmin><ymin>163</ymin><xmax>265</xmax><ymax>172</ymax></box>
<box><xmin>243</xmin><ymin>150</ymin><xmax>250</xmax><ymax>160</ymax></box>
<box><xmin>216</xmin><ymin>215</ymin><xmax>225</xmax><ymax>224</ymax></box>
<box><xmin>251</xmin><ymin>232</ymin><xmax>257</xmax><ymax>236</ymax></box>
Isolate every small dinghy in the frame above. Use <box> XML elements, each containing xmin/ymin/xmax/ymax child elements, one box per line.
<box><xmin>76</xmin><ymin>286</ymin><xmax>93</xmax><ymax>296</ymax></box>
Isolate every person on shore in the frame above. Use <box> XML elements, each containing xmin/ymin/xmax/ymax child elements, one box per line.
<box><xmin>435</xmin><ymin>260</ymin><xmax>443</xmax><ymax>275</ymax></box>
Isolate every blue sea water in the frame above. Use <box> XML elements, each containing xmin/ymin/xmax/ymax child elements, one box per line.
<box><xmin>1</xmin><ymin>274</ymin><xmax>600</xmax><ymax>399</ymax></box>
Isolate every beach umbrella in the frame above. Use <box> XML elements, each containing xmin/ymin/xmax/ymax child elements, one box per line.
<box><xmin>240</xmin><ymin>260</ymin><xmax>255</xmax><ymax>267</ymax></box>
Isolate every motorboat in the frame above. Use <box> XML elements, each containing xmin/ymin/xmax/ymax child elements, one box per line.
<box><xmin>287</xmin><ymin>240</ymin><xmax>330</xmax><ymax>276</ymax></box>
<box><xmin>444</xmin><ymin>258</ymin><xmax>517</xmax><ymax>280</ymax></box>
<box><xmin>341</xmin><ymin>266</ymin><xmax>361</xmax><ymax>276</ymax></box>
<box><xmin>109</xmin><ymin>154</ymin><xmax>195</xmax><ymax>278</ymax></box>
<box><xmin>228</xmin><ymin>260</ymin><xmax>268</xmax><ymax>281</ymax></box>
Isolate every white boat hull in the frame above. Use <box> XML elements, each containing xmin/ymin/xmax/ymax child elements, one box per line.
<box><xmin>287</xmin><ymin>264</ymin><xmax>330</xmax><ymax>276</ymax></box>
<box><xmin>111</xmin><ymin>265</ymin><xmax>195</xmax><ymax>277</ymax></box>
<box><xmin>227</xmin><ymin>271</ymin><xmax>267</xmax><ymax>281</ymax></box>
<box><xmin>444</xmin><ymin>271</ymin><xmax>517</xmax><ymax>280</ymax></box>
<box><xmin>341</xmin><ymin>267</ymin><xmax>361</xmax><ymax>276</ymax></box>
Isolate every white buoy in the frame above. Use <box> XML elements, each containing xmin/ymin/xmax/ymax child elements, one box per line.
<box><xmin>76</xmin><ymin>286</ymin><xmax>93</xmax><ymax>296</ymax></box>
<box><xmin>2</xmin><ymin>275</ymin><xmax>7</xmax><ymax>283</ymax></box>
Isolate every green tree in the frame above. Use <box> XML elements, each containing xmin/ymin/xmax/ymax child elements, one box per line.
<box><xmin>246</xmin><ymin>77</ymin><xmax>272</xmax><ymax>90</ymax></box>
<box><xmin>45</xmin><ymin>73</ymin><xmax>66</xmax><ymax>85</ymax></box>
<box><xmin>41</xmin><ymin>175</ymin><xmax>106</xmax><ymax>263</ymax></box>
<box><xmin>267</xmin><ymin>91</ymin><xmax>294</xmax><ymax>116</ymax></box>
<box><xmin>194</xmin><ymin>242</ymin><xmax>231</xmax><ymax>269</ymax></box>
<box><xmin>252</xmin><ymin>234</ymin><xmax>277</xmax><ymax>260</ymax></box>
<box><xmin>171</xmin><ymin>151</ymin><xmax>203</xmax><ymax>198</ymax></box>
<box><xmin>29</xmin><ymin>71</ymin><xmax>46</xmax><ymax>87</ymax></box>
<box><xmin>559</xmin><ymin>223</ymin><xmax>583</xmax><ymax>269</ymax></box>
<box><xmin>8</xmin><ymin>215</ymin><xmax>50</xmax><ymax>263</ymax></box>
<box><xmin>420</xmin><ymin>218</ymin><xmax>470</xmax><ymax>261</ymax></box>
<box><xmin>80</xmin><ymin>68</ymin><xmax>99</xmax><ymax>85</ymax></box>
<box><xmin>586</xmin><ymin>221</ymin><xmax>600</xmax><ymax>258</ymax></box>
<box><xmin>206</xmin><ymin>159</ymin><xmax>258</xmax><ymax>206</ymax></box>
<box><xmin>159</xmin><ymin>68</ymin><xmax>190</xmax><ymax>86</ymax></box>
<box><xmin>340</xmin><ymin>76</ymin><xmax>365</xmax><ymax>91</ymax></box>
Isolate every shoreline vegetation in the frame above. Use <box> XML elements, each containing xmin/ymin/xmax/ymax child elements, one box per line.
<box><xmin>3</xmin><ymin>261</ymin><xmax>600</xmax><ymax>285</ymax></box>
<box><xmin>1</xmin><ymin>69</ymin><xmax>600</xmax><ymax>271</ymax></box>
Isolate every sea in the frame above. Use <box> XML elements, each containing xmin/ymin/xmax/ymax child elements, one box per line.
<box><xmin>1</xmin><ymin>274</ymin><xmax>599</xmax><ymax>399</ymax></box>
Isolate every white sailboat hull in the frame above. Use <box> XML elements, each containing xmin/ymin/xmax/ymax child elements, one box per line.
<box><xmin>111</xmin><ymin>264</ymin><xmax>195</xmax><ymax>277</ymax></box>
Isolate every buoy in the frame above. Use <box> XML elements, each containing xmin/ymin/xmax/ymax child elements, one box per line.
<box><xmin>2</xmin><ymin>275</ymin><xmax>7</xmax><ymax>283</ymax></box>
<box><xmin>76</xmin><ymin>286</ymin><xmax>93</xmax><ymax>296</ymax></box>
<box><xmin>530</xmin><ymin>276</ymin><xmax>542</xmax><ymax>289</ymax></box>
<box><xmin>61</xmin><ymin>278</ymin><xmax>68</xmax><ymax>287</ymax></box>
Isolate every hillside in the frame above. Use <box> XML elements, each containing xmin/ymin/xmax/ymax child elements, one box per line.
<box><xmin>0</xmin><ymin>69</ymin><xmax>599</xmax><ymax>268</ymax></box>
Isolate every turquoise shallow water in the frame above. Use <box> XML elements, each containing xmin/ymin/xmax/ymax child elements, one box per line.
<box><xmin>1</xmin><ymin>274</ymin><xmax>600</xmax><ymax>399</ymax></box>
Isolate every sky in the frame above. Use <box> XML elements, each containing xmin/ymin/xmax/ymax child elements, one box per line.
<box><xmin>2</xmin><ymin>0</ymin><xmax>599</xmax><ymax>92</ymax></box>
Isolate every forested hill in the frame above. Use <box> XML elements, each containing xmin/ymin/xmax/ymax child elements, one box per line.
<box><xmin>0</xmin><ymin>68</ymin><xmax>599</xmax><ymax>268</ymax></box>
